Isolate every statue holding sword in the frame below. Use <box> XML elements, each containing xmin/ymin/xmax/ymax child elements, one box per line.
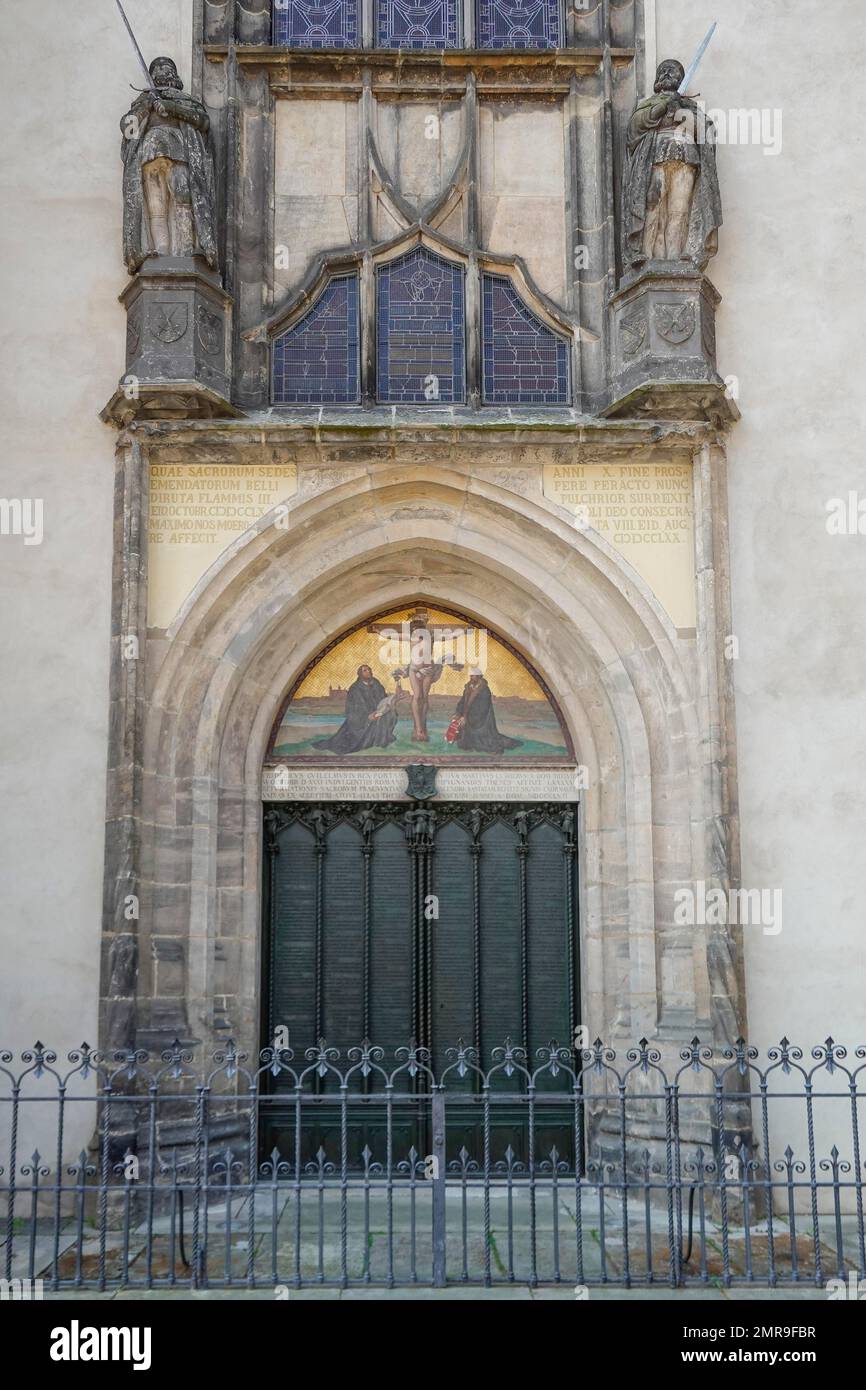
<box><xmin>116</xmin><ymin>2</ymin><xmax>219</xmax><ymax>275</ymax></box>
<box><xmin>623</xmin><ymin>24</ymin><xmax>722</xmax><ymax>272</ymax></box>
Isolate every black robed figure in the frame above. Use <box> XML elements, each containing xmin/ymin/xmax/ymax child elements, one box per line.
<box><xmin>453</xmin><ymin>672</ymin><xmax>521</xmax><ymax>755</ymax></box>
<box><xmin>315</xmin><ymin>665</ymin><xmax>400</xmax><ymax>754</ymax></box>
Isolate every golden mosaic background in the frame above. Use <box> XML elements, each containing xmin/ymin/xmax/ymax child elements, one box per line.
<box><xmin>293</xmin><ymin>607</ymin><xmax>545</xmax><ymax>701</ymax></box>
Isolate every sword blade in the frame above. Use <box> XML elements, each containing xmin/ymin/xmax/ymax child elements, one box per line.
<box><xmin>114</xmin><ymin>0</ymin><xmax>158</xmax><ymax>92</ymax></box>
<box><xmin>678</xmin><ymin>20</ymin><xmax>717</xmax><ymax>94</ymax></box>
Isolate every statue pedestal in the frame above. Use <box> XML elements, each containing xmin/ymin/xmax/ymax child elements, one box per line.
<box><xmin>605</xmin><ymin>262</ymin><xmax>737</xmax><ymax>424</ymax></box>
<box><xmin>101</xmin><ymin>257</ymin><xmax>241</xmax><ymax>426</ymax></box>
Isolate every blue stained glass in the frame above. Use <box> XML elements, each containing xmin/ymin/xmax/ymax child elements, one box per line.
<box><xmin>482</xmin><ymin>273</ymin><xmax>570</xmax><ymax>405</ymax></box>
<box><xmin>272</xmin><ymin>0</ymin><xmax>358</xmax><ymax>48</ymax></box>
<box><xmin>377</xmin><ymin>248</ymin><xmax>465</xmax><ymax>404</ymax></box>
<box><xmin>378</xmin><ymin>0</ymin><xmax>459</xmax><ymax>49</ymax></box>
<box><xmin>476</xmin><ymin>0</ymin><xmax>560</xmax><ymax>49</ymax></box>
<box><xmin>273</xmin><ymin>275</ymin><xmax>360</xmax><ymax>404</ymax></box>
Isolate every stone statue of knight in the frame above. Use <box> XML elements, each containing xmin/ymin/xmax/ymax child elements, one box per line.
<box><xmin>622</xmin><ymin>57</ymin><xmax>722</xmax><ymax>272</ymax></box>
<box><xmin>120</xmin><ymin>56</ymin><xmax>219</xmax><ymax>275</ymax></box>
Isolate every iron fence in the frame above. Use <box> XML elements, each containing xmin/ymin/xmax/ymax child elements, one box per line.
<box><xmin>1</xmin><ymin>1036</ymin><xmax>865</xmax><ymax>1290</ymax></box>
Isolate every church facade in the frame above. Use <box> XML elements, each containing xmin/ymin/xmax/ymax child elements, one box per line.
<box><xmin>2</xmin><ymin>0</ymin><xmax>864</xmax><ymax>1179</ymax></box>
<box><xmin>97</xmin><ymin>0</ymin><xmax>744</xmax><ymax>1076</ymax></box>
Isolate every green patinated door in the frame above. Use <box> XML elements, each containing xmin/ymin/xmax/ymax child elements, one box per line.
<box><xmin>261</xmin><ymin>801</ymin><xmax>579</xmax><ymax>1166</ymax></box>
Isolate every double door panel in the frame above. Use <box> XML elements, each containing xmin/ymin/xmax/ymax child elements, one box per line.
<box><xmin>262</xmin><ymin>801</ymin><xmax>579</xmax><ymax>1166</ymax></box>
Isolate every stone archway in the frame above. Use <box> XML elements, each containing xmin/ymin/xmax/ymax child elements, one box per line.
<box><xmin>102</xmin><ymin>458</ymin><xmax>741</xmax><ymax>1067</ymax></box>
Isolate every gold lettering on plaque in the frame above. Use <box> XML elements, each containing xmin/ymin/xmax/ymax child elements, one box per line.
<box><xmin>543</xmin><ymin>462</ymin><xmax>696</xmax><ymax>628</ymax></box>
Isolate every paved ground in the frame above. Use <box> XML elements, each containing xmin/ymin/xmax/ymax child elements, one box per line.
<box><xmin>31</xmin><ymin>1284</ymin><xmax>834</xmax><ymax>1301</ymax></box>
<box><xmin>5</xmin><ymin>1185</ymin><xmax>861</xmax><ymax>1298</ymax></box>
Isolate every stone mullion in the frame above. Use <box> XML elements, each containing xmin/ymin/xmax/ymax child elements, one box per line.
<box><xmin>203</xmin><ymin>50</ymin><xmax>231</xmax><ymax>296</ymax></box>
<box><xmin>361</xmin><ymin>252</ymin><xmax>376</xmax><ymax>405</ymax></box>
<box><xmin>362</xmin><ymin>0</ymin><xmax>374</xmax><ymax>49</ymax></box>
<box><xmin>464</xmin><ymin>75</ymin><xmax>480</xmax><ymax>406</ymax></box>
<box><xmin>564</xmin><ymin>73</ymin><xmax>582</xmax><ymax>404</ymax></box>
<box><xmin>360</xmin><ymin>71</ymin><xmax>376</xmax><ymax>404</ymax></box>
<box><xmin>634</xmin><ymin>0</ymin><xmax>653</xmax><ymax>100</ymax></box>
<box><xmin>359</xmin><ymin>70</ymin><xmax>372</xmax><ymax>246</ymax></box>
<box><xmin>571</xmin><ymin>66</ymin><xmax>608</xmax><ymax>412</ymax></box>
<box><xmin>465</xmin><ymin>255</ymin><xmax>480</xmax><ymax>407</ymax></box>
<box><xmin>193</xmin><ymin>0</ymin><xmax>206</xmax><ymax>93</ymax></box>
<box><xmin>232</xmin><ymin>59</ymin><xmax>272</xmax><ymax>407</ymax></box>
<box><xmin>224</xmin><ymin>41</ymin><xmax>240</xmax><ymax>312</ymax></box>
<box><xmin>599</xmin><ymin>2</ymin><xmax>617</xmax><ymax>386</ymax></box>
<box><xmin>461</xmin><ymin>0</ymin><xmax>473</xmax><ymax>49</ymax></box>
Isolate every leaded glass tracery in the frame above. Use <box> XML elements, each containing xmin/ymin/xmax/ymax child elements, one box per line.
<box><xmin>377</xmin><ymin>0</ymin><xmax>459</xmax><ymax>49</ymax></box>
<box><xmin>482</xmin><ymin>273</ymin><xmax>570</xmax><ymax>404</ymax></box>
<box><xmin>272</xmin><ymin>275</ymin><xmax>360</xmax><ymax>404</ymax></box>
<box><xmin>376</xmin><ymin>248</ymin><xmax>465</xmax><ymax>404</ymax></box>
<box><xmin>272</xmin><ymin>0</ymin><xmax>358</xmax><ymax>48</ymax></box>
<box><xmin>476</xmin><ymin>0</ymin><xmax>560</xmax><ymax>50</ymax></box>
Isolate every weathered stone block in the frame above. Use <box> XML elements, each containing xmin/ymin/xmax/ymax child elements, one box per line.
<box><xmin>102</xmin><ymin>257</ymin><xmax>240</xmax><ymax>425</ymax></box>
<box><xmin>605</xmin><ymin>263</ymin><xmax>736</xmax><ymax>423</ymax></box>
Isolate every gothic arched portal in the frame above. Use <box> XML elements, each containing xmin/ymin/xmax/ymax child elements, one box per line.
<box><xmin>111</xmin><ymin>456</ymin><xmax>740</xmax><ymax>1075</ymax></box>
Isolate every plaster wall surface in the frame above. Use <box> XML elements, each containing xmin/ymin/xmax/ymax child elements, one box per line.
<box><xmin>1</xmin><ymin>0</ymin><xmax>864</xmax><ymax>1087</ymax></box>
<box><xmin>658</xmin><ymin>1</ymin><xmax>866</xmax><ymax>1053</ymax></box>
<box><xmin>0</xmin><ymin>2</ymin><xmax>193</xmax><ymax>1082</ymax></box>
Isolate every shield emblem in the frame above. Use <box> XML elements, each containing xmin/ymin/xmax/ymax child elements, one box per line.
<box><xmin>654</xmin><ymin>301</ymin><xmax>696</xmax><ymax>346</ymax></box>
<box><xmin>152</xmin><ymin>303</ymin><xmax>189</xmax><ymax>345</ymax></box>
<box><xmin>620</xmin><ymin>313</ymin><xmax>648</xmax><ymax>359</ymax></box>
<box><xmin>406</xmin><ymin>764</ymin><xmax>438</xmax><ymax>800</ymax></box>
<box><xmin>126</xmin><ymin>310</ymin><xmax>142</xmax><ymax>359</ymax></box>
<box><xmin>197</xmin><ymin>306</ymin><xmax>223</xmax><ymax>357</ymax></box>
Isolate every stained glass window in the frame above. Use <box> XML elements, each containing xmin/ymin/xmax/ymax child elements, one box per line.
<box><xmin>377</xmin><ymin>0</ymin><xmax>459</xmax><ymax>49</ymax></box>
<box><xmin>272</xmin><ymin>275</ymin><xmax>360</xmax><ymax>405</ymax></box>
<box><xmin>377</xmin><ymin>248</ymin><xmax>465</xmax><ymax>404</ymax></box>
<box><xmin>476</xmin><ymin>0</ymin><xmax>560</xmax><ymax>49</ymax></box>
<box><xmin>272</xmin><ymin>0</ymin><xmax>358</xmax><ymax>48</ymax></box>
<box><xmin>482</xmin><ymin>273</ymin><xmax>570</xmax><ymax>404</ymax></box>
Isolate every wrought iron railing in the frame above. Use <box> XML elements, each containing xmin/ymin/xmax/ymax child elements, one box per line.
<box><xmin>1</xmin><ymin>1037</ymin><xmax>864</xmax><ymax>1290</ymax></box>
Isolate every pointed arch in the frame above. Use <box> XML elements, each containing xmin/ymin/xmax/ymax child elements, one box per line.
<box><xmin>135</xmin><ymin>463</ymin><xmax>731</xmax><ymax>1069</ymax></box>
<box><xmin>375</xmin><ymin>244</ymin><xmax>466</xmax><ymax>403</ymax></box>
<box><xmin>266</xmin><ymin>600</ymin><xmax>575</xmax><ymax>763</ymax></box>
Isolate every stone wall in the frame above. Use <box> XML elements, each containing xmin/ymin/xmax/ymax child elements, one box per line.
<box><xmin>0</xmin><ymin>0</ymin><xmax>193</xmax><ymax>1101</ymax></box>
<box><xmin>1</xmin><ymin>1</ymin><xmax>863</xmax><ymax>1172</ymax></box>
<box><xmin>656</xmin><ymin>1</ymin><xmax>866</xmax><ymax>1055</ymax></box>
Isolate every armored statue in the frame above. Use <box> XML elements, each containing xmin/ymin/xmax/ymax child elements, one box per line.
<box><xmin>120</xmin><ymin>56</ymin><xmax>219</xmax><ymax>275</ymax></box>
<box><xmin>622</xmin><ymin>58</ymin><xmax>722</xmax><ymax>273</ymax></box>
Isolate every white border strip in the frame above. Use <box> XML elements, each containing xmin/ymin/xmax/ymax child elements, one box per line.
<box><xmin>262</xmin><ymin>766</ymin><xmax>580</xmax><ymax>802</ymax></box>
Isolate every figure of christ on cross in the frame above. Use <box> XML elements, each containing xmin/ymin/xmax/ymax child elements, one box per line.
<box><xmin>366</xmin><ymin>608</ymin><xmax>480</xmax><ymax>743</ymax></box>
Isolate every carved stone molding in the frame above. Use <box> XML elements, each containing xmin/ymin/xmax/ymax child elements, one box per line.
<box><xmin>606</xmin><ymin>264</ymin><xmax>735</xmax><ymax>424</ymax></box>
<box><xmin>102</xmin><ymin>258</ymin><xmax>238</xmax><ymax>426</ymax></box>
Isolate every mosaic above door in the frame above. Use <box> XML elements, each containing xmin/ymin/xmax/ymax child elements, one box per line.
<box><xmin>268</xmin><ymin>606</ymin><xmax>572</xmax><ymax>765</ymax></box>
